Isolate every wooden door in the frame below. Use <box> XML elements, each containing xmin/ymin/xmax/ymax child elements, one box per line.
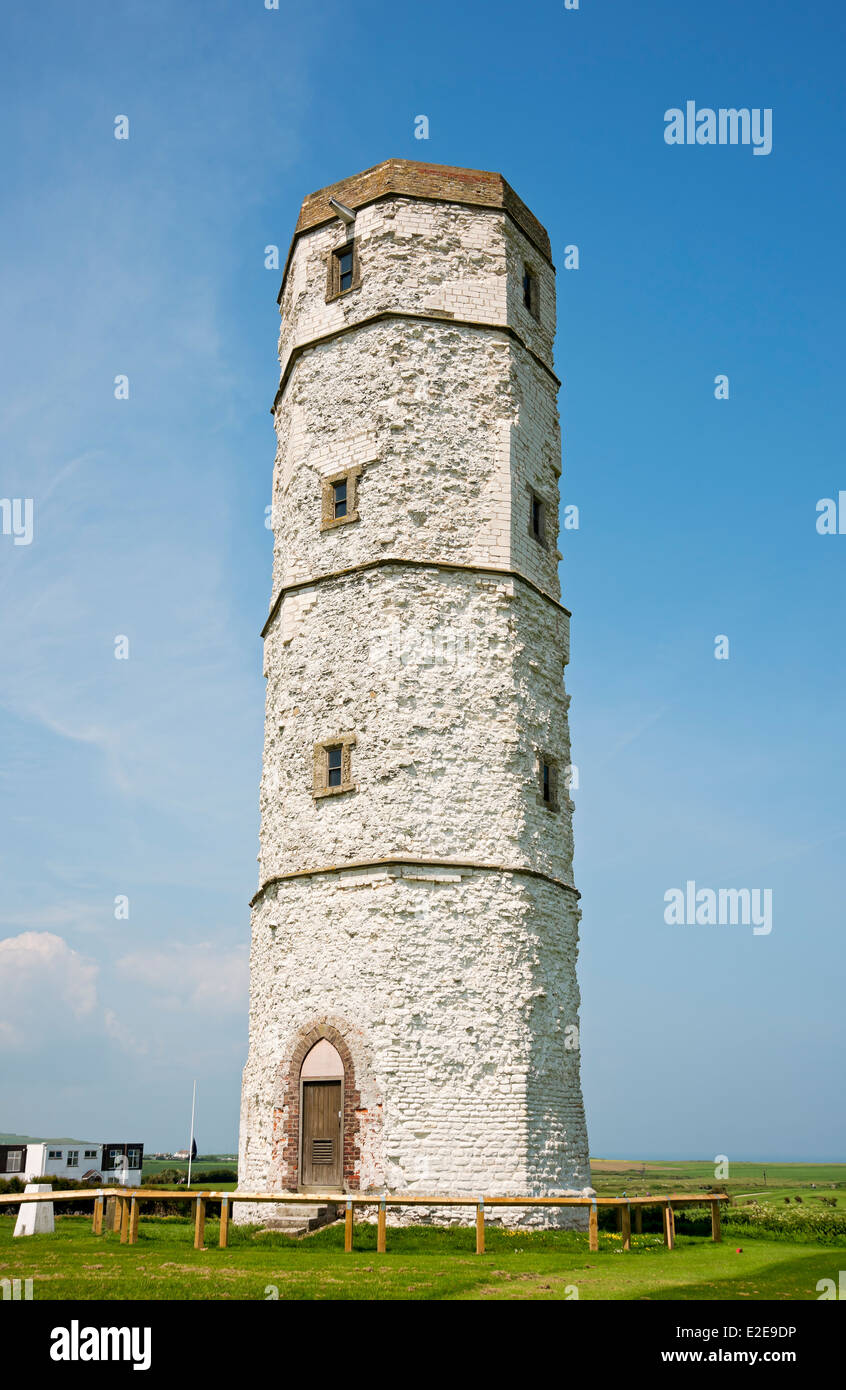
<box><xmin>301</xmin><ymin>1081</ymin><xmax>342</xmax><ymax>1188</ymax></box>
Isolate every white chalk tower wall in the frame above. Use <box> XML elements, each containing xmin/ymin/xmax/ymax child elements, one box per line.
<box><xmin>237</xmin><ymin>160</ymin><xmax>591</xmax><ymax>1223</ymax></box>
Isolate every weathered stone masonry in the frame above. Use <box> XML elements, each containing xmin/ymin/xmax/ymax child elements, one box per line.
<box><xmin>237</xmin><ymin>160</ymin><xmax>591</xmax><ymax>1225</ymax></box>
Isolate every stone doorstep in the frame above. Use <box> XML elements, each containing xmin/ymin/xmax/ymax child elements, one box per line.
<box><xmin>258</xmin><ymin>1201</ymin><xmax>339</xmax><ymax>1235</ymax></box>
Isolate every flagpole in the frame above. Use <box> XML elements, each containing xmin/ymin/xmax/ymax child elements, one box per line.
<box><xmin>187</xmin><ymin>1079</ymin><xmax>197</xmax><ymax>1188</ymax></box>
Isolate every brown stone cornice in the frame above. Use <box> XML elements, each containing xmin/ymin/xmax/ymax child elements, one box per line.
<box><xmin>261</xmin><ymin>556</ymin><xmax>571</xmax><ymax>639</ymax></box>
<box><xmin>295</xmin><ymin>160</ymin><xmax>551</xmax><ymax>254</ymax></box>
<box><xmin>275</xmin><ymin>159</ymin><xmax>554</xmax><ymax>306</ymax></box>
<box><xmin>270</xmin><ymin>310</ymin><xmax>560</xmax><ymax>415</ymax></box>
<box><xmin>250</xmin><ymin>857</ymin><xmax>580</xmax><ymax>908</ymax></box>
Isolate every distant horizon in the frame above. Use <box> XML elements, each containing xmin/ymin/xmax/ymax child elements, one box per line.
<box><xmin>4</xmin><ymin>1132</ymin><xmax>843</xmax><ymax>1169</ymax></box>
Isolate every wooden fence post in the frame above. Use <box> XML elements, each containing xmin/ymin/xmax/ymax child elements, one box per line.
<box><xmin>194</xmin><ymin>1196</ymin><xmax>206</xmax><ymax>1250</ymax></box>
<box><xmin>93</xmin><ymin>1195</ymin><xmax>104</xmax><ymax>1235</ymax></box>
<box><xmin>377</xmin><ymin>1201</ymin><xmax>386</xmax><ymax>1254</ymax></box>
<box><xmin>621</xmin><ymin>1202</ymin><xmax>631</xmax><ymax>1251</ymax></box>
<box><xmin>128</xmin><ymin>1197</ymin><xmax>139</xmax><ymax>1245</ymax></box>
<box><xmin>633</xmin><ymin>1205</ymin><xmax>643</xmax><ymax>1234</ymax></box>
<box><xmin>475</xmin><ymin>1202</ymin><xmax>485</xmax><ymax>1255</ymax></box>
<box><xmin>109</xmin><ymin>1196</ymin><xmax>121</xmax><ymax>1233</ymax></box>
<box><xmin>219</xmin><ymin>1196</ymin><xmax>230</xmax><ymax>1249</ymax></box>
<box><xmin>588</xmin><ymin>1201</ymin><xmax>598</xmax><ymax>1252</ymax></box>
<box><xmin>710</xmin><ymin>1200</ymin><xmax>722</xmax><ymax>1243</ymax></box>
<box><xmin>344</xmin><ymin>1200</ymin><xmax>353</xmax><ymax>1253</ymax></box>
<box><xmin>663</xmin><ymin>1203</ymin><xmax>675</xmax><ymax>1250</ymax></box>
<box><xmin>119</xmin><ymin>1196</ymin><xmax>129</xmax><ymax>1244</ymax></box>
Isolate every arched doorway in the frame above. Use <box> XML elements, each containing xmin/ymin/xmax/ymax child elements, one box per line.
<box><xmin>299</xmin><ymin>1039</ymin><xmax>344</xmax><ymax>1190</ymax></box>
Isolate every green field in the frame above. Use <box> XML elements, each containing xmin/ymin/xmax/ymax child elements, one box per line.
<box><xmin>591</xmin><ymin>1159</ymin><xmax>845</xmax><ymax>1211</ymax></box>
<box><xmin>142</xmin><ymin>1157</ymin><xmax>237</xmax><ymax>1180</ymax></box>
<box><xmin>0</xmin><ymin>1216</ymin><xmax>841</xmax><ymax>1301</ymax></box>
<box><xmin>2</xmin><ymin>1159</ymin><xmax>842</xmax><ymax>1301</ymax></box>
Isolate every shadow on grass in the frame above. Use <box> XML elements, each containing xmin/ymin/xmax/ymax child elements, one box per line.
<box><xmin>635</xmin><ymin>1247</ymin><xmax>833</xmax><ymax>1302</ymax></box>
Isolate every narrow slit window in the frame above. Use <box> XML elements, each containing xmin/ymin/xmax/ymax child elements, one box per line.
<box><xmin>538</xmin><ymin>752</ymin><xmax>559</xmax><ymax>811</ymax></box>
<box><xmin>332</xmin><ymin>479</ymin><xmax>347</xmax><ymax>519</ymax></box>
<box><xmin>327</xmin><ymin>745</ymin><xmax>343</xmax><ymax>787</ymax></box>
<box><xmin>529</xmin><ymin>488</ymin><xmax>546</xmax><ymax>545</ymax></box>
<box><xmin>523</xmin><ymin>265</ymin><xmax>539</xmax><ymax>319</ymax></box>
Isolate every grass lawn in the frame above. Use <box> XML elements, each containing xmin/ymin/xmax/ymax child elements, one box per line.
<box><xmin>0</xmin><ymin>1216</ymin><xmax>840</xmax><ymax>1301</ymax></box>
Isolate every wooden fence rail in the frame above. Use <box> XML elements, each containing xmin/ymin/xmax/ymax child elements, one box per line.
<box><xmin>0</xmin><ymin>1187</ymin><xmax>728</xmax><ymax>1254</ymax></box>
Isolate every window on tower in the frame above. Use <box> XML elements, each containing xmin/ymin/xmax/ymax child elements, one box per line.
<box><xmin>321</xmin><ymin>466</ymin><xmax>362</xmax><ymax>531</ymax></box>
<box><xmin>327</xmin><ymin>239</ymin><xmax>361</xmax><ymax>301</ymax></box>
<box><xmin>338</xmin><ymin>249</ymin><xmax>354</xmax><ymax>292</ymax></box>
<box><xmin>522</xmin><ymin>265</ymin><xmax>539</xmax><ymax>319</ymax></box>
<box><xmin>529</xmin><ymin>487</ymin><xmax>547</xmax><ymax>546</ymax></box>
<box><xmin>313</xmin><ymin>735</ymin><xmax>357</xmax><ymax>798</ymax></box>
<box><xmin>327</xmin><ymin>745</ymin><xmax>342</xmax><ymax>786</ymax></box>
<box><xmin>537</xmin><ymin>752</ymin><xmax>560</xmax><ymax>812</ymax></box>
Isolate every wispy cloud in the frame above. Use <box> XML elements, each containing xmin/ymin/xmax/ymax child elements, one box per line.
<box><xmin>115</xmin><ymin>942</ymin><xmax>248</xmax><ymax>1013</ymax></box>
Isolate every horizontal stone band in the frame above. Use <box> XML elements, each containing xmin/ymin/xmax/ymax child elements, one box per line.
<box><xmin>250</xmin><ymin>856</ymin><xmax>580</xmax><ymax>908</ymax></box>
<box><xmin>261</xmin><ymin>556</ymin><xmax>570</xmax><ymax>638</ymax></box>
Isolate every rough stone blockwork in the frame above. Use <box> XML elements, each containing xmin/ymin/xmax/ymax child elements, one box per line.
<box><xmin>237</xmin><ymin>160</ymin><xmax>591</xmax><ymax>1228</ymax></box>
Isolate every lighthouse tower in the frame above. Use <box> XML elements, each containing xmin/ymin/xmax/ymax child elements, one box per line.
<box><xmin>238</xmin><ymin>160</ymin><xmax>590</xmax><ymax>1221</ymax></box>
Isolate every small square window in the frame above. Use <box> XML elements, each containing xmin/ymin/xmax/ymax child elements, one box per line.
<box><xmin>522</xmin><ymin>265</ymin><xmax>539</xmax><ymax>319</ymax></box>
<box><xmin>321</xmin><ymin>466</ymin><xmax>362</xmax><ymax>531</ymax></box>
<box><xmin>6</xmin><ymin>1151</ymin><xmax>22</xmax><ymax>1173</ymax></box>
<box><xmin>48</xmin><ymin>1150</ymin><xmax>62</xmax><ymax>1159</ymax></box>
<box><xmin>327</xmin><ymin>239</ymin><xmax>360</xmax><ymax>301</ymax></box>
<box><xmin>313</xmin><ymin>735</ymin><xmax>357</xmax><ymax>798</ymax></box>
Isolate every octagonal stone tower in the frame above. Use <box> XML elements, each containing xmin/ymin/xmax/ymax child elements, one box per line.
<box><xmin>238</xmin><ymin>159</ymin><xmax>590</xmax><ymax>1222</ymax></box>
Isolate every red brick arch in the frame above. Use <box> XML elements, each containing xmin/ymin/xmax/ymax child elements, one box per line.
<box><xmin>272</xmin><ymin>1021</ymin><xmax>362</xmax><ymax>1191</ymax></box>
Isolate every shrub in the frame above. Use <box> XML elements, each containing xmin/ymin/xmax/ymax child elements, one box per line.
<box><xmin>677</xmin><ymin>1202</ymin><xmax>846</xmax><ymax>1245</ymax></box>
<box><xmin>143</xmin><ymin>1168</ymin><xmax>187</xmax><ymax>1187</ymax></box>
<box><xmin>191</xmin><ymin>1168</ymin><xmax>237</xmax><ymax>1184</ymax></box>
<box><xmin>0</xmin><ymin>1173</ymin><xmax>102</xmax><ymax>1217</ymax></box>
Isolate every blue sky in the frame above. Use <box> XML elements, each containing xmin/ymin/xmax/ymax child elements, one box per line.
<box><xmin>1</xmin><ymin>0</ymin><xmax>843</xmax><ymax>1162</ymax></box>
